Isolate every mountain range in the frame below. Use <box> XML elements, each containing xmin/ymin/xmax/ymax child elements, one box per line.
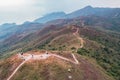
<box><xmin>0</xmin><ymin>6</ymin><xmax>120</xmax><ymax>80</ymax></box>
<box><xmin>35</xmin><ymin>6</ymin><xmax>120</xmax><ymax>23</ymax></box>
<box><xmin>1</xmin><ymin>6</ymin><xmax>120</xmax><ymax>41</ymax></box>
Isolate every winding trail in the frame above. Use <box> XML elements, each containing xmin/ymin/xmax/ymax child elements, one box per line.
<box><xmin>73</xmin><ymin>27</ymin><xmax>84</xmax><ymax>48</ymax></box>
<box><xmin>51</xmin><ymin>54</ymin><xmax>79</xmax><ymax>64</ymax></box>
<box><xmin>7</xmin><ymin>27</ymin><xmax>83</xmax><ymax>80</ymax></box>
<box><xmin>7</xmin><ymin>52</ymin><xmax>79</xmax><ymax>80</ymax></box>
<box><xmin>71</xmin><ymin>54</ymin><xmax>79</xmax><ymax>64</ymax></box>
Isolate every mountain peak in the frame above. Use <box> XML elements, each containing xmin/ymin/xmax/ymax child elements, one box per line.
<box><xmin>47</xmin><ymin>12</ymin><xmax>65</xmax><ymax>15</ymax></box>
<box><xmin>84</xmin><ymin>5</ymin><xmax>93</xmax><ymax>9</ymax></box>
<box><xmin>34</xmin><ymin>12</ymin><xmax>66</xmax><ymax>23</ymax></box>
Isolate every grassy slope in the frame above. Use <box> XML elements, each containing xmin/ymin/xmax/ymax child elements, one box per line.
<box><xmin>46</xmin><ymin>33</ymin><xmax>81</xmax><ymax>51</ymax></box>
<box><xmin>41</xmin><ymin>25</ymin><xmax>120</xmax><ymax>80</ymax></box>
<box><xmin>0</xmin><ymin>51</ymin><xmax>114</xmax><ymax>80</ymax></box>
<box><xmin>0</xmin><ymin>55</ymin><xmax>23</xmax><ymax>80</ymax></box>
<box><xmin>77</xmin><ymin>27</ymin><xmax>120</xmax><ymax>80</ymax></box>
<box><xmin>0</xmin><ymin>24</ymin><xmax>119</xmax><ymax>80</ymax></box>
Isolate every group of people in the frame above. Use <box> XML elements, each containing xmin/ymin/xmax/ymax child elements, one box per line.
<box><xmin>19</xmin><ymin>51</ymin><xmax>49</xmax><ymax>60</ymax></box>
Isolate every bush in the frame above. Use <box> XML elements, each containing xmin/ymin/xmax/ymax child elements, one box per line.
<box><xmin>71</xmin><ymin>47</ymin><xmax>76</xmax><ymax>50</ymax></box>
<box><xmin>77</xmin><ymin>48</ymin><xmax>89</xmax><ymax>55</ymax></box>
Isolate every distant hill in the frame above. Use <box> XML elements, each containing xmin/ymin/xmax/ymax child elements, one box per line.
<box><xmin>1</xmin><ymin>6</ymin><xmax>120</xmax><ymax>41</ymax></box>
<box><xmin>0</xmin><ymin>22</ymin><xmax>43</xmax><ymax>41</ymax></box>
<box><xmin>67</xmin><ymin>6</ymin><xmax>120</xmax><ymax>18</ymax></box>
<box><xmin>34</xmin><ymin>6</ymin><xmax>120</xmax><ymax>24</ymax></box>
<box><xmin>34</xmin><ymin>12</ymin><xmax>66</xmax><ymax>23</ymax></box>
<box><xmin>0</xmin><ymin>23</ymin><xmax>17</xmax><ymax>41</ymax></box>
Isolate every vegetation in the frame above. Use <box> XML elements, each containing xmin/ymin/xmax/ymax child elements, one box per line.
<box><xmin>77</xmin><ymin>27</ymin><xmax>120</xmax><ymax>80</ymax></box>
<box><xmin>0</xmin><ymin>51</ymin><xmax>114</xmax><ymax>80</ymax></box>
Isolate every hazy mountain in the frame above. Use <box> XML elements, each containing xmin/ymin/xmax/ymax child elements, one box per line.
<box><xmin>0</xmin><ymin>22</ymin><xmax>43</xmax><ymax>41</ymax></box>
<box><xmin>0</xmin><ymin>23</ymin><xmax>17</xmax><ymax>41</ymax></box>
<box><xmin>34</xmin><ymin>12</ymin><xmax>66</xmax><ymax>23</ymax></box>
<box><xmin>67</xmin><ymin>6</ymin><xmax>120</xmax><ymax>18</ymax></box>
<box><xmin>34</xmin><ymin>6</ymin><xmax>120</xmax><ymax>24</ymax></box>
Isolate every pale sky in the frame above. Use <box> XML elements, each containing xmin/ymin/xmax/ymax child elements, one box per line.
<box><xmin>0</xmin><ymin>0</ymin><xmax>120</xmax><ymax>24</ymax></box>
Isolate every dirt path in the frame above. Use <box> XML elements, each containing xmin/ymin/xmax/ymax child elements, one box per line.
<box><xmin>72</xmin><ymin>27</ymin><xmax>99</xmax><ymax>79</ymax></box>
<box><xmin>7</xmin><ymin>54</ymin><xmax>32</xmax><ymax>80</ymax></box>
<box><xmin>73</xmin><ymin>27</ymin><xmax>84</xmax><ymax>48</ymax></box>
<box><xmin>7</xmin><ymin>27</ymin><xmax>83</xmax><ymax>80</ymax></box>
<box><xmin>7</xmin><ymin>52</ymin><xmax>79</xmax><ymax>80</ymax></box>
<box><xmin>7</xmin><ymin>60</ymin><xmax>26</xmax><ymax>80</ymax></box>
<box><xmin>51</xmin><ymin>54</ymin><xmax>79</xmax><ymax>64</ymax></box>
<box><xmin>71</xmin><ymin>54</ymin><xmax>79</xmax><ymax>64</ymax></box>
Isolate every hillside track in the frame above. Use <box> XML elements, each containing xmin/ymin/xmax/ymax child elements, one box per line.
<box><xmin>73</xmin><ymin>27</ymin><xmax>84</xmax><ymax>48</ymax></box>
<box><xmin>7</xmin><ymin>52</ymin><xmax>79</xmax><ymax>80</ymax></box>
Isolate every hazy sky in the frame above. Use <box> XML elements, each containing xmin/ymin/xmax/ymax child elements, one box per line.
<box><xmin>0</xmin><ymin>0</ymin><xmax>120</xmax><ymax>24</ymax></box>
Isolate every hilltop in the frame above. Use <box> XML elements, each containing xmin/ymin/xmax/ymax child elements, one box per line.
<box><xmin>0</xmin><ymin>50</ymin><xmax>114</xmax><ymax>80</ymax></box>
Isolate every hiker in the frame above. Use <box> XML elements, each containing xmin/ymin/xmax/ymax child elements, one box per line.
<box><xmin>21</xmin><ymin>52</ymin><xmax>23</xmax><ymax>55</ymax></box>
<box><xmin>68</xmin><ymin>69</ymin><xmax>71</xmax><ymax>73</ymax></box>
<box><xmin>31</xmin><ymin>54</ymin><xmax>33</xmax><ymax>58</ymax></box>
